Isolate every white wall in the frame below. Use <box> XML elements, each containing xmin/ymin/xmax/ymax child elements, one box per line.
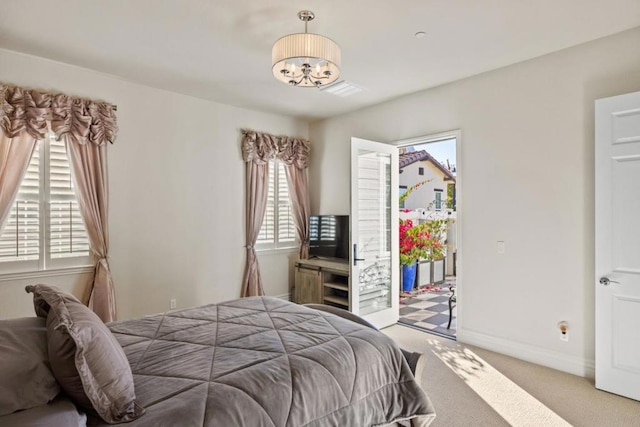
<box><xmin>309</xmin><ymin>27</ymin><xmax>640</xmax><ymax>376</ymax></box>
<box><xmin>0</xmin><ymin>48</ymin><xmax>306</xmax><ymax>320</ymax></box>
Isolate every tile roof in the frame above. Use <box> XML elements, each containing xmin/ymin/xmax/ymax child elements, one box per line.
<box><xmin>399</xmin><ymin>150</ymin><xmax>456</xmax><ymax>181</ymax></box>
<box><xmin>399</xmin><ymin>150</ymin><xmax>430</xmax><ymax>168</ymax></box>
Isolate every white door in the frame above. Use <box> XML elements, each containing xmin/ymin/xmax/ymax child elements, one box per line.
<box><xmin>350</xmin><ymin>137</ymin><xmax>399</xmax><ymax>328</ymax></box>
<box><xmin>595</xmin><ymin>90</ymin><xmax>640</xmax><ymax>401</ymax></box>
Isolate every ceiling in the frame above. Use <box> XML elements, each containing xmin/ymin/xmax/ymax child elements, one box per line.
<box><xmin>1</xmin><ymin>1</ymin><xmax>639</xmax><ymax>121</ymax></box>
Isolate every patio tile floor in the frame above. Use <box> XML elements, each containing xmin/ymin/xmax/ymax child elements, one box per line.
<box><xmin>398</xmin><ymin>277</ymin><xmax>456</xmax><ymax>339</ymax></box>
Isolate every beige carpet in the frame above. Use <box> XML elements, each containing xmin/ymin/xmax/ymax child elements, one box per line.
<box><xmin>384</xmin><ymin>325</ymin><xmax>640</xmax><ymax>427</ymax></box>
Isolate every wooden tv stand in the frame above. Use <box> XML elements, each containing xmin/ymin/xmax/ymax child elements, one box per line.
<box><xmin>294</xmin><ymin>258</ymin><xmax>350</xmax><ymax>310</ymax></box>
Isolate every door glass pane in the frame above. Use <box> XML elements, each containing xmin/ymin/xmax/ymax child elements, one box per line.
<box><xmin>357</xmin><ymin>150</ymin><xmax>392</xmax><ymax>315</ymax></box>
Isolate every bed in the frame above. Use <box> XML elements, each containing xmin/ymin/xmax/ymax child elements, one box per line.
<box><xmin>0</xmin><ymin>285</ymin><xmax>435</xmax><ymax>426</ymax></box>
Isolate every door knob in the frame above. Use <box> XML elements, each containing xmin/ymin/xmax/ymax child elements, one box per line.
<box><xmin>599</xmin><ymin>277</ymin><xmax>620</xmax><ymax>286</ymax></box>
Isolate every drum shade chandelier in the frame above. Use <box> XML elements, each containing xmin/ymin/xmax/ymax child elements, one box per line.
<box><xmin>272</xmin><ymin>10</ymin><xmax>341</xmax><ymax>87</ymax></box>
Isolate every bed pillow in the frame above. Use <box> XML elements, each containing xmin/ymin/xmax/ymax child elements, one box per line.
<box><xmin>0</xmin><ymin>317</ymin><xmax>60</xmax><ymax>416</ymax></box>
<box><xmin>26</xmin><ymin>284</ymin><xmax>144</xmax><ymax>424</ymax></box>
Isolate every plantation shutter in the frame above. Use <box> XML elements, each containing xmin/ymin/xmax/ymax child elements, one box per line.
<box><xmin>277</xmin><ymin>162</ymin><xmax>296</xmax><ymax>244</ymax></box>
<box><xmin>256</xmin><ymin>160</ymin><xmax>296</xmax><ymax>249</ymax></box>
<box><xmin>358</xmin><ymin>154</ymin><xmax>392</xmax><ymax>257</ymax></box>
<box><xmin>0</xmin><ymin>144</ymin><xmax>40</xmax><ymax>261</ymax></box>
<box><xmin>49</xmin><ymin>137</ymin><xmax>90</xmax><ymax>258</ymax></box>
<box><xmin>257</xmin><ymin>161</ymin><xmax>275</xmax><ymax>244</ymax></box>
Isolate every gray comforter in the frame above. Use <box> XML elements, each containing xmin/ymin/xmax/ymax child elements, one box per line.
<box><xmin>91</xmin><ymin>296</ymin><xmax>435</xmax><ymax>426</ymax></box>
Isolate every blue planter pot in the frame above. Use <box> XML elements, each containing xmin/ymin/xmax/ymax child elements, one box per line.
<box><xmin>402</xmin><ymin>263</ymin><xmax>417</xmax><ymax>292</ymax></box>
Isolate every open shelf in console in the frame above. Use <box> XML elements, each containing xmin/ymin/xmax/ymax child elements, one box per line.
<box><xmin>294</xmin><ymin>258</ymin><xmax>350</xmax><ymax>310</ymax></box>
<box><xmin>322</xmin><ymin>269</ymin><xmax>349</xmax><ymax>309</ymax></box>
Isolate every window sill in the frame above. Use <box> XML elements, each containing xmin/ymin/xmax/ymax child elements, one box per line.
<box><xmin>0</xmin><ymin>265</ymin><xmax>94</xmax><ymax>282</ymax></box>
<box><xmin>256</xmin><ymin>247</ymin><xmax>299</xmax><ymax>256</ymax></box>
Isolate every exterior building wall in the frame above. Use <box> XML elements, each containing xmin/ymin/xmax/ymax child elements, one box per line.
<box><xmin>399</xmin><ymin>159</ymin><xmax>453</xmax><ymax>211</ymax></box>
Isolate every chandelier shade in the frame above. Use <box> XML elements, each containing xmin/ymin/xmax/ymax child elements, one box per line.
<box><xmin>272</xmin><ymin>11</ymin><xmax>341</xmax><ymax>87</ymax></box>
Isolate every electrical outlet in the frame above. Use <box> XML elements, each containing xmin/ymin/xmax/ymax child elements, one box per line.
<box><xmin>497</xmin><ymin>241</ymin><xmax>505</xmax><ymax>254</ymax></box>
<box><xmin>170</xmin><ymin>299</ymin><xmax>177</xmax><ymax>309</ymax></box>
<box><xmin>558</xmin><ymin>321</ymin><xmax>568</xmax><ymax>342</ymax></box>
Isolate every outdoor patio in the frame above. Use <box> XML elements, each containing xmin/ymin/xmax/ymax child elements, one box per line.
<box><xmin>398</xmin><ymin>276</ymin><xmax>456</xmax><ymax>339</ymax></box>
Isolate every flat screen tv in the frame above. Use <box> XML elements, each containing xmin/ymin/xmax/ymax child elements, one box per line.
<box><xmin>309</xmin><ymin>215</ymin><xmax>349</xmax><ymax>261</ymax></box>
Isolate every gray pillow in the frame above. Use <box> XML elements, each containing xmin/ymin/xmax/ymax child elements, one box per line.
<box><xmin>26</xmin><ymin>284</ymin><xmax>144</xmax><ymax>424</ymax></box>
<box><xmin>0</xmin><ymin>317</ymin><xmax>60</xmax><ymax>416</ymax></box>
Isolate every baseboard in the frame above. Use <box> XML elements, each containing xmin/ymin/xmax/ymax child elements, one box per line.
<box><xmin>457</xmin><ymin>328</ymin><xmax>595</xmax><ymax>379</ymax></box>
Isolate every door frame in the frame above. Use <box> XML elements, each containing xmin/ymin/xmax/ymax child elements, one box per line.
<box><xmin>393</xmin><ymin>129</ymin><xmax>463</xmax><ymax>336</ymax></box>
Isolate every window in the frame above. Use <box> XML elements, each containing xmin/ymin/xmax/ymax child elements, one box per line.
<box><xmin>399</xmin><ymin>186</ymin><xmax>407</xmax><ymax>209</ymax></box>
<box><xmin>256</xmin><ymin>160</ymin><xmax>297</xmax><ymax>250</ymax></box>
<box><xmin>0</xmin><ymin>134</ymin><xmax>91</xmax><ymax>274</ymax></box>
<box><xmin>418</xmin><ymin>167</ymin><xmax>424</xmax><ymax>176</ymax></box>
<box><xmin>447</xmin><ymin>183</ymin><xmax>456</xmax><ymax>211</ymax></box>
<box><xmin>434</xmin><ymin>190</ymin><xmax>443</xmax><ymax>211</ymax></box>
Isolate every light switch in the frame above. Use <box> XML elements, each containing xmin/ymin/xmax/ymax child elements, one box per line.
<box><xmin>497</xmin><ymin>241</ymin><xmax>505</xmax><ymax>254</ymax></box>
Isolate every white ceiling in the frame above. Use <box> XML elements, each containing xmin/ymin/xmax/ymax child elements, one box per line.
<box><xmin>1</xmin><ymin>1</ymin><xmax>639</xmax><ymax>121</ymax></box>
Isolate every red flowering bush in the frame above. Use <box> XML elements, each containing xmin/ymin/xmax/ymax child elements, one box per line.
<box><xmin>399</xmin><ymin>219</ymin><xmax>445</xmax><ymax>266</ymax></box>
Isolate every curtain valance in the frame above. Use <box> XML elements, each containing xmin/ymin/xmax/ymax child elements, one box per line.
<box><xmin>0</xmin><ymin>83</ymin><xmax>117</xmax><ymax>146</ymax></box>
<box><xmin>241</xmin><ymin>130</ymin><xmax>309</xmax><ymax>169</ymax></box>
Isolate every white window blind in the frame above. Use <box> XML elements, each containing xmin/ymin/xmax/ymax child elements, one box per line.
<box><xmin>49</xmin><ymin>138</ymin><xmax>90</xmax><ymax>258</ymax></box>
<box><xmin>0</xmin><ymin>135</ymin><xmax>91</xmax><ymax>272</ymax></box>
<box><xmin>256</xmin><ymin>160</ymin><xmax>297</xmax><ymax>250</ymax></box>
<box><xmin>357</xmin><ymin>153</ymin><xmax>392</xmax><ymax>258</ymax></box>
<box><xmin>257</xmin><ymin>161</ymin><xmax>276</xmax><ymax>244</ymax></box>
<box><xmin>0</xmin><ymin>145</ymin><xmax>40</xmax><ymax>261</ymax></box>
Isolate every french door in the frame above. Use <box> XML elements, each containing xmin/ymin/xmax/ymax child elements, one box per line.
<box><xmin>350</xmin><ymin>137</ymin><xmax>399</xmax><ymax>328</ymax></box>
